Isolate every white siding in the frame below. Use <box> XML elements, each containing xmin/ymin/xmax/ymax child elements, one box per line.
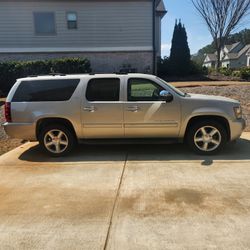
<box><xmin>0</xmin><ymin>1</ymin><xmax>153</xmax><ymax>51</ymax></box>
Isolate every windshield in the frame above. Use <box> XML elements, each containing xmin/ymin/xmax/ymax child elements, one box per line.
<box><xmin>156</xmin><ymin>77</ymin><xmax>186</xmax><ymax>97</ymax></box>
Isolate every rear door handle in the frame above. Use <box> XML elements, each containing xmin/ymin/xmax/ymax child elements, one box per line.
<box><xmin>84</xmin><ymin>106</ymin><xmax>96</xmax><ymax>112</ymax></box>
<box><xmin>127</xmin><ymin>106</ymin><xmax>140</xmax><ymax>112</ymax></box>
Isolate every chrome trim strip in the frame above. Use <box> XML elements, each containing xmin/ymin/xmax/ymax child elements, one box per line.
<box><xmin>125</xmin><ymin>122</ymin><xmax>178</xmax><ymax>128</ymax></box>
<box><xmin>83</xmin><ymin>124</ymin><xmax>123</xmax><ymax>128</ymax></box>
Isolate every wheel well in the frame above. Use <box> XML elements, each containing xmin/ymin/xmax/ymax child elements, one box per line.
<box><xmin>185</xmin><ymin>115</ymin><xmax>231</xmax><ymax>141</ymax></box>
<box><xmin>36</xmin><ymin>118</ymin><xmax>77</xmax><ymax>140</ymax></box>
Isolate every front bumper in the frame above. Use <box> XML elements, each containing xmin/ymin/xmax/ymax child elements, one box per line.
<box><xmin>2</xmin><ymin>122</ymin><xmax>36</xmax><ymax>141</ymax></box>
<box><xmin>230</xmin><ymin>118</ymin><xmax>246</xmax><ymax>141</ymax></box>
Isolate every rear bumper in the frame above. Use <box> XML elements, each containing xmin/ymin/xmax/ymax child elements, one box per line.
<box><xmin>2</xmin><ymin>122</ymin><xmax>36</xmax><ymax>141</ymax></box>
<box><xmin>230</xmin><ymin>118</ymin><xmax>246</xmax><ymax>141</ymax></box>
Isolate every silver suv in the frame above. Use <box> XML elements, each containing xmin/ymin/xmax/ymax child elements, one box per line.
<box><xmin>3</xmin><ymin>73</ymin><xmax>246</xmax><ymax>156</ymax></box>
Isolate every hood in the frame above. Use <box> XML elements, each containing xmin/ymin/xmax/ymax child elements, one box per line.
<box><xmin>188</xmin><ymin>93</ymin><xmax>240</xmax><ymax>104</ymax></box>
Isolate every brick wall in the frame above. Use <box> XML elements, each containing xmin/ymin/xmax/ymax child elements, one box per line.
<box><xmin>0</xmin><ymin>51</ymin><xmax>153</xmax><ymax>74</ymax></box>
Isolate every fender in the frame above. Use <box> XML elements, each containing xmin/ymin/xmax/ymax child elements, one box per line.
<box><xmin>179</xmin><ymin>107</ymin><xmax>231</xmax><ymax>138</ymax></box>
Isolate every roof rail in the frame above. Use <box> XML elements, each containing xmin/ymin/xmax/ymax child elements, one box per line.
<box><xmin>49</xmin><ymin>73</ymin><xmax>66</xmax><ymax>76</ymax></box>
<box><xmin>114</xmin><ymin>72</ymin><xmax>128</xmax><ymax>75</ymax></box>
<box><xmin>28</xmin><ymin>75</ymin><xmax>38</xmax><ymax>77</ymax></box>
<box><xmin>27</xmin><ymin>73</ymin><xmax>67</xmax><ymax>77</ymax></box>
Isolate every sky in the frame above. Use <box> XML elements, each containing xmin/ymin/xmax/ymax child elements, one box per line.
<box><xmin>161</xmin><ymin>0</ymin><xmax>248</xmax><ymax>57</ymax></box>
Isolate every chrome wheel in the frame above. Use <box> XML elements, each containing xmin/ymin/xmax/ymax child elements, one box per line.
<box><xmin>194</xmin><ymin>126</ymin><xmax>222</xmax><ymax>152</ymax></box>
<box><xmin>44</xmin><ymin>129</ymin><xmax>69</xmax><ymax>154</ymax></box>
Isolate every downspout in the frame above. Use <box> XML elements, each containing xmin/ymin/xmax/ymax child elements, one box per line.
<box><xmin>152</xmin><ymin>0</ymin><xmax>156</xmax><ymax>75</ymax></box>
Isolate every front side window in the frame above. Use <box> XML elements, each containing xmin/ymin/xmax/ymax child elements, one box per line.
<box><xmin>12</xmin><ymin>79</ymin><xmax>80</xmax><ymax>102</ymax></box>
<box><xmin>128</xmin><ymin>78</ymin><xmax>164</xmax><ymax>101</ymax></box>
<box><xmin>34</xmin><ymin>12</ymin><xmax>56</xmax><ymax>35</ymax></box>
<box><xmin>67</xmin><ymin>12</ymin><xmax>77</xmax><ymax>29</ymax></box>
<box><xmin>86</xmin><ymin>78</ymin><xmax>120</xmax><ymax>101</ymax></box>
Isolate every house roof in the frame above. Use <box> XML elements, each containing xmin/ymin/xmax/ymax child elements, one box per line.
<box><xmin>223</xmin><ymin>44</ymin><xmax>250</xmax><ymax>61</ymax></box>
<box><xmin>224</xmin><ymin>42</ymin><xmax>241</xmax><ymax>52</ymax></box>
<box><xmin>204</xmin><ymin>53</ymin><xmax>217</xmax><ymax>62</ymax></box>
<box><xmin>204</xmin><ymin>43</ymin><xmax>250</xmax><ymax>64</ymax></box>
<box><xmin>156</xmin><ymin>0</ymin><xmax>167</xmax><ymax>17</ymax></box>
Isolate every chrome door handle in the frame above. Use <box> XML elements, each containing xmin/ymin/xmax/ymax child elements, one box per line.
<box><xmin>127</xmin><ymin>106</ymin><xmax>140</xmax><ymax>112</ymax></box>
<box><xmin>84</xmin><ymin>106</ymin><xmax>96</xmax><ymax>112</ymax></box>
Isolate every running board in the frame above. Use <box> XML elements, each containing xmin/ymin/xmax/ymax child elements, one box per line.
<box><xmin>78</xmin><ymin>138</ymin><xmax>181</xmax><ymax>145</ymax></box>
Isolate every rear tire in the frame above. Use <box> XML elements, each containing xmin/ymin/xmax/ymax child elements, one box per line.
<box><xmin>38</xmin><ymin>124</ymin><xmax>76</xmax><ymax>157</ymax></box>
<box><xmin>186</xmin><ymin>120</ymin><xmax>227</xmax><ymax>155</ymax></box>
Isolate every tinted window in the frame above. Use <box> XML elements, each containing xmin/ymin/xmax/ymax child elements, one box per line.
<box><xmin>128</xmin><ymin>78</ymin><xmax>164</xmax><ymax>101</ymax></box>
<box><xmin>12</xmin><ymin>79</ymin><xmax>80</xmax><ymax>102</ymax></box>
<box><xmin>86</xmin><ymin>78</ymin><xmax>120</xmax><ymax>101</ymax></box>
<box><xmin>34</xmin><ymin>12</ymin><xmax>56</xmax><ymax>35</ymax></box>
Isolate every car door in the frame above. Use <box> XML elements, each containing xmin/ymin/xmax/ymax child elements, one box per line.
<box><xmin>124</xmin><ymin>77</ymin><xmax>181</xmax><ymax>138</ymax></box>
<box><xmin>81</xmin><ymin>77</ymin><xmax>124</xmax><ymax>138</ymax></box>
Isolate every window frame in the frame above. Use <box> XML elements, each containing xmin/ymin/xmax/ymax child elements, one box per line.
<box><xmin>127</xmin><ymin>78</ymin><xmax>165</xmax><ymax>102</ymax></box>
<box><xmin>66</xmin><ymin>11</ymin><xmax>78</xmax><ymax>30</ymax></box>
<box><xmin>86</xmin><ymin>78</ymin><xmax>121</xmax><ymax>102</ymax></box>
<box><xmin>33</xmin><ymin>11</ymin><xmax>56</xmax><ymax>36</ymax></box>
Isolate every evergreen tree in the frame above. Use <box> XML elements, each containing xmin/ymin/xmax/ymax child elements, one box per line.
<box><xmin>169</xmin><ymin>20</ymin><xmax>191</xmax><ymax>76</ymax></box>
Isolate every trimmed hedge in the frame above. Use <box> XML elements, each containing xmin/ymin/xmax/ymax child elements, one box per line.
<box><xmin>0</xmin><ymin>58</ymin><xmax>91</xmax><ymax>96</ymax></box>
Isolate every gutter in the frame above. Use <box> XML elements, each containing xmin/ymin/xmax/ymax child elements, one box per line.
<box><xmin>152</xmin><ymin>0</ymin><xmax>156</xmax><ymax>75</ymax></box>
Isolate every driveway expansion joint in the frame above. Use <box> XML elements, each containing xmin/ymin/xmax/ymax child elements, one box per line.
<box><xmin>103</xmin><ymin>152</ymin><xmax>128</xmax><ymax>250</ymax></box>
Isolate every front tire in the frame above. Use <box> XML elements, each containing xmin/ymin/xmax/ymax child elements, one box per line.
<box><xmin>186</xmin><ymin>120</ymin><xmax>227</xmax><ymax>155</ymax></box>
<box><xmin>38</xmin><ymin>124</ymin><xmax>76</xmax><ymax>157</ymax></box>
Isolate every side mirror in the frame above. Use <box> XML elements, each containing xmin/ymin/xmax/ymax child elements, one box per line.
<box><xmin>159</xmin><ymin>90</ymin><xmax>173</xmax><ymax>102</ymax></box>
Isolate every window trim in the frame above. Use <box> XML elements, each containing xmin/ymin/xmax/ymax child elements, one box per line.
<box><xmin>66</xmin><ymin>11</ymin><xmax>78</xmax><ymax>30</ymax></box>
<box><xmin>33</xmin><ymin>11</ymin><xmax>57</xmax><ymax>36</ymax></box>
<box><xmin>86</xmin><ymin>78</ymin><xmax>121</xmax><ymax>102</ymax></box>
<box><xmin>127</xmin><ymin>78</ymin><xmax>164</xmax><ymax>102</ymax></box>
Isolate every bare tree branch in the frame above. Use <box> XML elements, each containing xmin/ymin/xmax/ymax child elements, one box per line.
<box><xmin>191</xmin><ymin>0</ymin><xmax>250</xmax><ymax>70</ymax></box>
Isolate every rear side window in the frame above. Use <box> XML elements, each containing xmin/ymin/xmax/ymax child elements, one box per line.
<box><xmin>86</xmin><ymin>78</ymin><xmax>120</xmax><ymax>101</ymax></box>
<box><xmin>12</xmin><ymin>79</ymin><xmax>80</xmax><ymax>102</ymax></box>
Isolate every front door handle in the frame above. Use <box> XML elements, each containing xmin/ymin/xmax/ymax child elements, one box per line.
<box><xmin>84</xmin><ymin>106</ymin><xmax>96</xmax><ymax>112</ymax></box>
<box><xmin>127</xmin><ymin>106</ymin><xmax>140</xmax><ymax>112</ymax></box>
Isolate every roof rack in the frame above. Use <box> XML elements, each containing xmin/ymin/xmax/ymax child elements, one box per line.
<box><xmin>114</xmin><ymin>72</ymin><xmax>128</xmax><ymax>75</ymax></box>
<box><xmin>27</xmin><ymin>73</ymin><xmax>66</xmax><ymax>77</ymax></box>
<box><xmin>49</xmin><ymin>73</ymin><xmax>66</xmax><ymax>76</ymax></box>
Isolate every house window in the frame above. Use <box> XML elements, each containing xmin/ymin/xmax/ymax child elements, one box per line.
<box><xmin>67</xmin><ymin>12</ymin><xmax>77</xmax><ymax>29</ymax></box>
<box><xmin>34</xmin><ymin>12</ymin><xmax>56</xmax><ymax>35</ymax></box>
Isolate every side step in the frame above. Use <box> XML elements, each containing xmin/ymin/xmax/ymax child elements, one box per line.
<box><xmin>78</xmin><ymin>138</ymin><xmax>181</xmax><ymax>145</ymax></box>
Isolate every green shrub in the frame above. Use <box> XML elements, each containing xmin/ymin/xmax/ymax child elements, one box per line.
<box><xmin>219</xmin><ymin>67</ymin><xmax>233</xmax><ymax>76</ymax></box>
<box><xmin>0</xmin><ymin>58</ymin><xmax>91</xmax><ymax>96</ymax></box>
<box><xmin>157</xmin><ymin>57</ymin><xmax>204</xmax><ymax>76</ymax></box>
<box><xmin>240</xmin><ymin>67</ymin><xmax>250</xmax><ymax>80</ymax></box>
<box><xmin>232</xmin><ymin>70</ymin><xmax>241</xmax><ymax>78</ymax></box>
<box><xmin>189</xmin><ymin>61</ymin><xmax>206</xmax><ymax>75</ymax></box>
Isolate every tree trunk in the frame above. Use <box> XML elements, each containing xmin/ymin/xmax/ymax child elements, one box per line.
<box><xmin>216</xmin><ymin>47</ymin><xmax>221</xmax><ymax>72</ymax></box>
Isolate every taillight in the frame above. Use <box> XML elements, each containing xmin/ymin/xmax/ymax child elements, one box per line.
<box><xmin>4</xmin><ymin>102</ymin><xmax>12</xmax><ymax>122</ymax></box>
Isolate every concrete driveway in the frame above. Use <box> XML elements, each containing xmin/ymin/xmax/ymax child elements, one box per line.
<box><xmin>0</xmin><ymin>133</ymin><xmax>250</xmax><ymax>250</ymax></box>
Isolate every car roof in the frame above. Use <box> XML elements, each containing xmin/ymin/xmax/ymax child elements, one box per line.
<box><xmin>17</xmin><ymin>73</ymin><xmax>155</xmax><ymax>81</ymax></box>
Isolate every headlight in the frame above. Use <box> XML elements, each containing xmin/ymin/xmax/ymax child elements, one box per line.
<box><xmin>234</xmin><ymin>106</ymin><xmax>242</xmax><ymax>119</ymax></box>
